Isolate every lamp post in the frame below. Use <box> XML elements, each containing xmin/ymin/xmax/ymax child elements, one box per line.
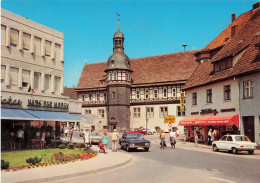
<box><xmin>145</xmin><ymin>101</ymin><xmax>149</xmax><ymax>133</ymax></box>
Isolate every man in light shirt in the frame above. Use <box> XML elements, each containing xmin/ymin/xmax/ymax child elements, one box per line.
<box><xmin>111</xmin><ymin>129</ymin><xmax>119</xmax><ymax>152</ymax></box>
<box><xmin>17</xmin><ymin>128</ymin><xmax>24</xmax><ymax>149</ymax></box>
<box><xmin>168</xmin><ymin>129</ymin><xmax>176</xmax><ymax>149</ymax></box>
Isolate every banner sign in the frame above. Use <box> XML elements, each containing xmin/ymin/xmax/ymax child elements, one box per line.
<box><xmin>165</xmin><ymin>116</ymin><xmax>175</xmax><ymax>123</ymax></box>
<box><xmin>180</xmin><ymin>93</ymin><xmax>185</xmax><ymax>111</ymax></box>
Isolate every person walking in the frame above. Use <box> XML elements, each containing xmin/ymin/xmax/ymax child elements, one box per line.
<box><xmin>160</xmin><ymin>130</ymin><xmax>166</xmax><ymax>149</ymax></box>
<box><xmin>195</xmin><ymin>133</ymin><xmax>199</xmax><ymax>147</ymax></box>
<box><xmin>208</xmin><ymin>128</ymin><xmax>212</xmax><ymax>146</ymax></box>
<box><xmin>17</xmin><ymin>128</ymin><xmax>24</xmax><ymax>149</ymax></box>
<box><xmin>69</xmin><ymin>127</ymin><xmax>74</xmax><ymax>142</ymax></box>
<box><xmin>111</xmin><ymin>129</ymin><xmax>119</xmax><ymax>152</ymax></box>
<box><xmin>168</xmin><ymin>129</ymin><xmax>176</xmax><ymax>149</ymax></box>
<box><xmin>9</xmin><ymin>128</ymin><xmax>16</xmax><ymax>149</ymax></box>
<box><xmin>40</xmin><ymin>130</ymin><xmax>46</xmax><ymax>149</ymax></box>
<box><xmin>102</xmin><ymin>130</ymin><xmax>108</xmax><ymax>154</ymax></box>
<box><xmin>84</xmin><ymin>129</ymin><xmax>91</xmax><ymax>147</ymax></box>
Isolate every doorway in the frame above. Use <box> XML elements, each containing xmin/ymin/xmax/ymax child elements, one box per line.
<box><xmin>243</xmin><ymin>116</ymin><xmax>255</xmax><ymax>142</ymax></box>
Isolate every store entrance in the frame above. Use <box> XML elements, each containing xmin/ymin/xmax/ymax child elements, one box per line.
<box><xmin>243</xmin><ymin>116</ymin><xmax>255</xmax><ymax>142</ymax></box>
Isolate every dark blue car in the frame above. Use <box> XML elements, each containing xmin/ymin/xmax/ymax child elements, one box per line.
<box><xmin>119</xmin><ymin>133</ymin><xmax>150</xmax><ymax>152</ymax></box>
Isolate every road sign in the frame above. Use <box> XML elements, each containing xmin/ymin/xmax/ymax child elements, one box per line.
<box><xmin>168</xmin><ymin>123</ymin><xmax>172</xmax><ymax>127</ymax></box>
<box><xmin>180</xmin><ymin>93</ymin><xmax>185</xmax><ymax>111</ymax></box>
<box><xmin>165</xmin><ymin>116</ymin><xmax>175</xmax><ymax>123</ymax></box>
<box><xmin>99</xmin><ymin>121</ymin><xmax>102</xmax><ymax>124</ymax></box>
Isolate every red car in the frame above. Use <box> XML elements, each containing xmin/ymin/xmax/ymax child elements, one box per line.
<box><xmin>126</xmin><ymin>128</ymin><xmax>147</xmax><ymax>135</ymax></box>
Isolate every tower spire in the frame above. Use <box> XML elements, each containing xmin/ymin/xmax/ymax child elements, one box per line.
<box><xmin>117</xmin><ymin>12</ymin><xmax>120</xmax><ymax>31</ymax></box>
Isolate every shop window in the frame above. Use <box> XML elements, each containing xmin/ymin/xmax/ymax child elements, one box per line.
<box><xmin>243</xmin><ymin>80</ymin><xmax>253</xmax><ymax>98</ymax></box>
<box><xmin>10</xmin><ymin>67</ymin><xmax>18</xmax><ymax>86</ymax></box>
<box><xmin>224</xmin><ymin>85</ymin><xmax>231</xmax><ymax>101</ymax></box>
<box><xmin>133</xmin><ymin>108</ymin><xmax>141</xmax><ymax>118</ymax></box>
<box><xmin>146</xmin><ymin>107</ymin><xmax>154</xmax><ymax>118</ymax></box>
<box><xmin>192</xmin><ymin>92</ymin><xmax>197</xmax><ymax>105</ymax></box>
<box><xmin>85</xmin><ymin>110</ymin><xmax>91</xmax><ymax>115</ymax></box>
<box><xmin>160</xmin><ymin>107</ymin><xmax>168</xmax><ymax>118</ymax></box>
<box><xmin>10</xmin><ymin>28</ymin><xmax>19</xmax><ymax>47</ymax></box>
<box><xmin>206</xmin><ymin>89</ymin><xmax>212</xmax><ymax>103</ymax></box>
<box><xmin>98</xmin><ymin>109</ymin><xmax>105</xmax><ymax>118</ymax></box>
<box><xmin>23</xmin><ymin>32</ymin><xmax>31</xmax><ymax>51</ymax></box>
<box><xmin>177</xmin><ymin>106</ymin><xmax>185</xmax><ymax>116</ymax></box>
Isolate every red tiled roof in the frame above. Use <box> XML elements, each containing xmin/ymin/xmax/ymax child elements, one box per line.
<box><xmin>62</xmin><ymin>87</ymin><xmax>78</xmax><ymax>100</ymax></box>
<box><xmin>76</xmin><ymin>50</ymin><xmax>199</xmax><ymax>90</ymax></box>
<box><xmin>183</xmin><ymin>8</ymin><xmax>260</xmax><ymax>90</ymax></box>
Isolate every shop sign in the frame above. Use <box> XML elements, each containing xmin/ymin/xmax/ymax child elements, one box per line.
<box><xmin>200</xmin><ymin>108</ymin><xmax>218</xmax><ymax>115</ymax></box>
<box><xmin>180</xmin><ymin>93</ymin><xmax>185</xmax><ymax>111</ymax></box>
<box><xmin>28</xmin><ymin>99</ymin><xmax>69</xmax><ymax>109</ymax></box>
<box><xmin>1</xmin><ymin>96</ymin><xmax>22</xmax><ymax>105</ymax></box>
<box><xmin>165</xmin><ymin>116</ymin><xmax>175</xmax><ymax>123</ymax></box>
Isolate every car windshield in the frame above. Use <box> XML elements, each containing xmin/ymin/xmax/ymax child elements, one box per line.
<box><xmin>235</xmin><ymin>136</ymin><xmax>250</xmax><ymax>142</ymax></box>
<box><xmin>126</xmin><ymin>133</ymin><xmax>142</xmax><ymax>140</ymax></box>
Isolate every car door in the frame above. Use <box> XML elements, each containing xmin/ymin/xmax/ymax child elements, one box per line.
<box><xmin>217</xmin><ymin>136</ymin><xmax>227</xmax><ymax>149</ymax></box>
<box><xmin>224</xmin><ymin>136</ymin><xmax>233</xmax><ymax>150</ymax></box>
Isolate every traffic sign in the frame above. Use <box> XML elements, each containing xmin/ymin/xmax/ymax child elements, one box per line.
<box><xmin>99</xmin><ymin>121</ymin><xmax>102</xmax><ymax>124</ymax></box>
<box><xmin>164</xmin><ymin>116</ymin><xmax>175</xmax><ymax>123</ymax></box>
<box><xmin>168</xmin><ymin>123</ymin><xmax>172</xmax><ymax>127</ymax></box>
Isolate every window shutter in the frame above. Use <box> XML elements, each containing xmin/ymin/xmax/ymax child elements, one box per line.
<box><xmin>34</xmin><ymin>37</ymin><xmax>41</xmax><ymax>55</ymax></box>
<box><xmin>1</xmin><ymin>25</ymin><xmax>6</xmax><ymax>45</ymax></box>
<box><xmin>10</xmin><ymin>28</ymin><xmax>19</xmax><ymax>46</ymax></box>
<box><xmin>10</xmin><ymin>67</ymin><xmax>18</xmax><ymax>86</ymax></box>
<box><xmin>45</xmin><ymin>40</ymin><xmax>51</xmax><ymax>56</ymax></box>
<box><xmin>22</xmin><ymin>70</ymin><xmax>30</xmax><ymax>83</ymax></box>
<box><xmin>23</xmin><ymin>33</ymin><xmax>31</xmax><ymax>50</ymax></box>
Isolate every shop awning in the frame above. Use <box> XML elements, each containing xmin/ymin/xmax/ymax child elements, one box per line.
<box><xmin>1</xmin><ymin>108</ymin><xmax>87</xmax><ymax>122</ymax></box>
<box><xmin>1</xmin><ymin>108</ymin><xmax>38</xmax><ymax>120</ymax></box>
<box><xmin>179</xmin><ymin>114</ymin><xmax>239</xmax><ymax>127</ymax></box>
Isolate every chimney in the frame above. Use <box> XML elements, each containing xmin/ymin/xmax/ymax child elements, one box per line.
<box><xmin>253</xmin><ymin>2</ymin><xmax>260</xmax><ymax>10</ymax></box>
<box><xmin>231</xmin><ymin>25</ymin><xmax>237</xmax><ymax>38</ymax></box>
<box><xmin>231</xmin><ymin>13</ymin><xmax>236</xmax><ymax>22</ymax></box>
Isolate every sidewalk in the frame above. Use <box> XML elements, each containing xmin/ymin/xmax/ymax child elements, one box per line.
<box><xmin>1</xmin><ymin>146</ymin><xmax>131</xmax><ymax>183</ymax></box>
<box><xmin>153</xmin><ymin>139</ymin><xmax>260</xmax><ymax>159</ymax></box>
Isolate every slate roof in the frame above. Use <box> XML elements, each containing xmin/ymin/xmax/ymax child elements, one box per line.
<box><xmin>62</xmin><ymin>87</ymin><xmax>78</xmax><ymax>100</ymax></box>
<box><xmin>76</xmin><ymin>50</ymin><xmax>199</xmax><ymax>90</ymax></box>
<box><xmin>183</xmin><ymin>7</ymin><xmax>260</xmax><ymax>91</ymax></box>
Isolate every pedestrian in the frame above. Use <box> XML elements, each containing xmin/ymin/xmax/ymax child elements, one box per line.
<box><xmin>208</xmin><ymin>128</ymin><xmax>212</xmax><ymax>145</ymax></box>
<box><xmin>176</xmin><ymin>128</ymin><xmax>180</xmax><ymax>140</ymax></box>
<box><xmin>195</xmin><ymin>133</ymin><xmax>199</xmax><ymax>147</ymax></box>
<box><xmin>17</xmin><ymin>127</ymin><xmax>24</xmax><ymax>149</ymax></box>
<box><xmin>111</xmin><ymin>129</ymin><xmax>119</xmax><ymax>152</ymax></box>
<box><xmin>64</xmin><ymin>127</ymin><xmax>68</xmax><ymax>139</ymax></box>
<box><xmin>40</xmin><ymin>130</ymin><xmax>46</xmax><ymax>149</ymax></box>
<box><xmin>168</xmin><ymin>129</ymin><xmax>176</xmax><ymax>149</ymax></box>
<box><xmin>102</xmin><ymin>130</ymin><xmax>108</xmax><ymax>154</ymax></box>
<box><xmin>160</xmin><ymin>130</ymin><xmax>166</xmax><ymax>149</ymax></box>
<box><xmin>84</xmin><ymin>129</ymin><xmax>91</xmax><ymax>147</ymax></box>
<box><xmin>9</xmin><ymin>128</ymin><xmax>16</xmax><ymax>149</ymax></box>
<box><xmin>69</xmin><ymin>127</ymin><xmax>74</xmax><ymax>142</ymax></box>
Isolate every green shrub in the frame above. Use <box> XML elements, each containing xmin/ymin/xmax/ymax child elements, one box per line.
<box><xmin>58</xmin><ymin>144</ymin><xmax>66</xmax><ymax>149</ymax></box>
<box><xmin>67</xmin><ymin>143</ymin><xmax>75</xmax><ymax>149</ymax></box>
<box><xmin>1</xmin><ymin>160</ymin><xmax>10</xmax><ymax>169</ymax></box>
<box><xmin>26</xmin><ymin>156</ymin><xmax>42</xmax><ymax>165</ymax></box>
<box><xmin>84</xmin><ymin>147</ymin><xmax>95</xmax><ymax>154</ymax></box>
<box><xmin>75</xmin><ymin>143</ymin><xmax>86</xmax><ymax>148</ymax></box>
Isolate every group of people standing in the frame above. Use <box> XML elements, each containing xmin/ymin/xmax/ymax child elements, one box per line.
<box><xmin>160</xmin><ymin>129</ymin><xmax>177</xmax><ymax>149</ymax></box>
<box><xmin>207</xmin><ymin>128</ymin><xmax>220</xmax><ymax>145</ymax></box>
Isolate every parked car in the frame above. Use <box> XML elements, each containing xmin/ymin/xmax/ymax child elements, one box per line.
<box><xmin>119</xmin><ymin>133</ymin><xmax>150</xmax><ymax>152</ymax></box>
<box><xmin>90</xmin><ymin>132</ymin><xmax>102</xmax><ymax>144</ymax></box>
<box><xmin>212</xmin><ymin>135</ymin><xmax>257</xmax><ymax>155</ymax></box>
<box><xmin>147</xmin><ymin>129</ymin><xmax>156</xmax><ymax>135</ymax></box>
<box><xmin>126</xmin><ymin>128</ymin><xmax>147</xmax><ymax>135</ymax></box>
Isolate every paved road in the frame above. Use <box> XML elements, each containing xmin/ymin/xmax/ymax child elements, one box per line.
<box><xmin>51</xmin><ymin>134</ymin><xmax>260</xmax><ymax>183</ymax></box>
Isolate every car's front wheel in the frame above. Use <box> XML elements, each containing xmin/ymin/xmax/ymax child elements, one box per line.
<box><xmin>232</xmin><ymin>147</ymin><xmax>237</xmax><ymax>154</ymax></box>
<box><xmin>144</xmin><ymin>147</ymin><xmax>149</xmax><ymax>152</ymax></box>
<box><xmin>213</xmin><ymin>145</ymin><xmax>219</xmax><ymax>152</ymax></box>
<box><xmin>126</xmin><ymin>145</ymin><xmax>130</xmax><ymax>152</ymax></box>
<box><xmin>248</xmin><ymin>150</ymin><xmax>254</xmax><ymax>155</ymax></box>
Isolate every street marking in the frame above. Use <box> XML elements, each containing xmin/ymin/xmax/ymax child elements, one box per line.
<box><xmin>209</xmin><ymin>177</ymin><xmax>236</xmax><ymax>183</ymax></box>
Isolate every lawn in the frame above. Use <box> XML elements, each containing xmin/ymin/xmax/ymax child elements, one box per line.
<box><xmin>1</xmin><ymin>148</ymin><xmax>85</xmax><ymax>168</ymax></box>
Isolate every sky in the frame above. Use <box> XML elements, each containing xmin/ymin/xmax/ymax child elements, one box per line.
<box><xmin>1</xmin><ymin>0</ymin><xmax>257</xmax><ymax>87</ymax></box>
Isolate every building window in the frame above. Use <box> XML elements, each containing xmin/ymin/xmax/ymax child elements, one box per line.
<box><xmin>128</xmin><ymin>73</ymin><xmax>131</xmax><ymax>81</ymax></box>
<box><xmin>1</xmin><ymin>65</ymin><xmax>6</xmax><ymax>85</ymax></box>
<box><xmin>54</xmin><ymin>76</ymin><xmax>60</xmax><ymax>93</ymax></box>
<box><xmin>160</xmin><ymin>107</ymin><xmax>168</xmax><ymax>118</ymax></box>
<box><xmin>154</xmin><ymin>89</ymin><xmax>158</xmax><ymax>98</ymax></box>
<box><xmin>224</xmin><ymin>85</ymin><xmax>231</xmax><ymax>101</ymax></box>
<box><xmin>34</xmin><ymin>72</ymin><xmax>41</xmax><ymax>89</ymax></box>
<box><xmin>192</xmin><ymin>92</ymin><xmax>197</xmax><ymax>105</ymax></box>
<box><xmin>146</xmin><ymin>107</ymin><xmax>154</xmax><ymax>118</ymax></box>
<box><xmin>206</xmin><ymin>89</ymin><xmax>212</xmax><ymax>103</ymax></box>
<box><xmin>22</xmin><ymin>70</ymin><xmax>30</xmax><ymax>87</ymax></box>
<box><xmin>145</xmin><ymin>89</ymin><xmax>149</xmax><ymax>99</ymax></box>
<box><xmin>1</xmin><ymin>25</ymin><xmax>6</xmax><ymax>46</ymax></box>
<box><xmin>112</xmin><ymin>92</ymin><xmax>115</xmax><ymax>99</ymax></box>
<box><xmin>113</xmin><ymin>72</ymin><xmax>117</xmax><ymax>80</ymax></box>
<box><xmin>54</xmin><ymin>43</ymin><xmax>61</xmax><ymax>61</ymax></box>
<box><xmin>109</xmin><ymin>73</ymin><xmax>112</xmax><ymax>81</ymax></box>
<box><xmin>89</xmin><ymin>94</ymin><xmax>92</xmax><ymax>101</ymax></box>
<box><xmin>23</xmin><ymin>33</ymin><xmax>31</xmax><ymax>51</ymax></box>
<box><xmin>44</xmin><ymin>74</ymin><xmax>51</xmax><ymax>91</ymax></box>
<box><xmin>100</xmin><ymin>80</ymin><xmax>104</xmax><ymax>86</ymax></box>
<box><xmin>97</xmin><ymin>93</ymin><xmax>100</xmax><ymax>101</ymax></box>
<box><xmin>122</xmin><ymin>71</ymin><xmax>126</xmax><ymax>80</ymax></box>
<box><xmin>104</xmin><ymin>93</ymin><xmax>107</xmax><ymax>100</ymax></box>
<box><xmin>85</xmin><ymin>110</ymin><xmax>91</xmax><ymax>115</ymax></box>
<box><xmin>172</xmin><ymin>88</ymin><xmax>176</xmax><ymax>97</ymax></box>
<box><xmin>82</xmin><ymin>95</ymin><xmax>85</xmax><ymax>101</ymax></box>
<box><xmin>177</xmin><ymin>106</ymin><xmax>185</xmax><ymax>116</ymax></box>
<box><xmin>243</xmin><ymin>80</ymin><xmax>253</xmax><ymax>98</ymax></box>
<box><xmin>10</xmin><ymin>67</ymin><xmax>18</xmax><ymax>86</ymax></box>
<box><xmin>34</xmin><ymin>36</ymin><xmax>41</xmax><ymax>56</ymax></box>
<box><xmin>98</xmin><ymin>109</ymin><xmax>105</xmax><ymax>118</ymax></box>
<box><xmin>10</xmin><ymin>28</ymin><xmax>19</xmax><ymax>47</ymax></box>
<box><xmin>214</xmin><ymin>58</ymin><xmax>233</xmax><ymax>72</ymax></box>
<box><xmin>163</xmin><ymin>88</ymin><xmax>167</xmax><ymax>98</ymax></box>
<box><xmin>133</xmin><ymin>108</ymin><xmax>141</xmax><ymax>118</ymax></box>
<box><xmin>136</xmin><ymin>90</ymin><xmax>140</xmax><ymax>99</ymax></box>
<box><xmin>45</xmin><ymin>40</ymin><xmax>51</xmax><ymax>56</ymax></box>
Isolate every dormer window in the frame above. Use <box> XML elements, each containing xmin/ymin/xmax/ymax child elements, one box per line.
<box><xmin>214</xmin><ymin>57</ymin><xmax>232</xmax><ymax>72</ymax></box>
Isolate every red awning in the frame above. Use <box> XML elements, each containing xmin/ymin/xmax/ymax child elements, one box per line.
<box><xmin>179</xmin><ymin>114</ymin><xmax>239</xmax><ymax>127</ymax></box>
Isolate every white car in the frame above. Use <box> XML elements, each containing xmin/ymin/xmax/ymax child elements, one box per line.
<box><xmin>212</xmin><ymin>135</ymin><xmax>257</xmax><ymax>155</ymax></box>
<box><xmin>147</xmin><ymin>129</ymin><xmax>156</xmax><ymax>135</ymax></box>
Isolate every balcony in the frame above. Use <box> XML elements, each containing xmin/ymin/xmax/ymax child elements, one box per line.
<box><xmin>82</xmin><ymin>100</ymin><xmax>107</xmax><ymax>107</ymax></box>
<box><xmin>130</xmin><ymin>97</ymin><xmax>182</xmax><ymax>105</ymax></box>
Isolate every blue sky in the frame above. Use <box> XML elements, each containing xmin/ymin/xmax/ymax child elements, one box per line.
<box><xmin>1</xmin><ymin>0</ymin><xmax>257</xmax><ymax>87</ymax></box>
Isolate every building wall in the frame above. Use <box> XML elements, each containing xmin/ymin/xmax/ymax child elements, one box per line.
<box><xmin>185</xmin><ymin>79</ymin><xmax>239</xmax><ymax>119</ymax></box>
<box><xmin>239</xmin><ymin>73</ymin><xmax>260</xmax><ymax>144</ymax></box>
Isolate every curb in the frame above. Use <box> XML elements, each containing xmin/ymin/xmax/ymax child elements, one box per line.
<box><xmin>14</xmin><ymin>155</ymin><xmax>131</xmax><ymax>183</ymax></box>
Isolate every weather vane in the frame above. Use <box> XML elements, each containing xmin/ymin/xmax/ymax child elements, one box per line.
<box><xmin>117</xmin><ymin>12</ymin><xmax>120</xmax><ymax>30</ymax></box>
